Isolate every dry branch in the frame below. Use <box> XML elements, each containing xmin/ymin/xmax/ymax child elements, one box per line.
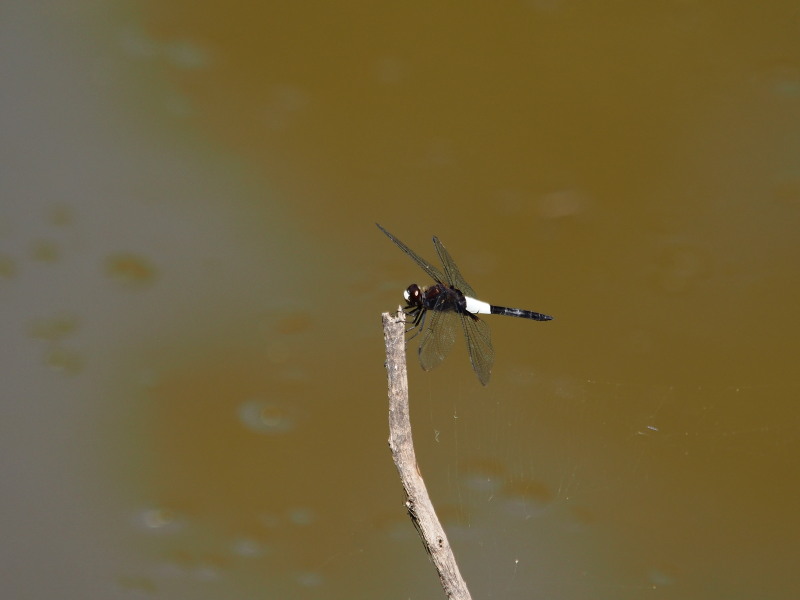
<box><xmin>382</xmin><ymin>308</ymin><xmax>472</xmax><ymax>600</ymax></box>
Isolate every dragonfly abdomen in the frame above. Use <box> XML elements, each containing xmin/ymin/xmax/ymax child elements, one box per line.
<box><xmin>489</xmin><ymin>305</ymin><xmax>553</xmax><ymax>321</ymax></box>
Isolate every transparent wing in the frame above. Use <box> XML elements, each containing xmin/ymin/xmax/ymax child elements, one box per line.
<box><xmin>377</xmin><ymin>224</ymin><xmax>446</xmax><ymax>284</ymax></box>
<box><xmin>417</xmin><ymin>308</ymin><xmax>458</xmax><ymax>372</ymax></box>
<box><xmin>432</xmin><ymin>236</ymin><xmax>478</xmax><ymax>298</ymax></box>
<box><xmin>461</xmin><ymin>316</ymin><xmax>494</xmax><ymax>386</ymax></box>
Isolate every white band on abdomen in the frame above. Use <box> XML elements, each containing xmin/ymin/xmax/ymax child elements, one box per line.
<box><xmin>465</xmin><ymin>296</ymin><xmax>491</xmax><ymax>314</ymax></box>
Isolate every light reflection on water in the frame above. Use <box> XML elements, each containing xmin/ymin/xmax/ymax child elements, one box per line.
<box><xmin>237</xmin><ymin>398</ymin><xmax>298</xmax><ymax>435</ymax></box>
<box><xmin>137</xmin><ymin>507</ymin><xmax>182</xmax><ymax>531</ymax></box>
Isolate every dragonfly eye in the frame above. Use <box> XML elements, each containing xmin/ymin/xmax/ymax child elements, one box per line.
<box><xmin>404</xmin><ymin>284</ymin><xmax>421</xmax><ymax>303</ymax></box>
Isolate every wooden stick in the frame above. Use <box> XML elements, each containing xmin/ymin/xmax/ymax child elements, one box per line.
<box><xmin>382</xmin><ymin>308</ymin><xmax>473</xmax><ymax>600</ymax></box>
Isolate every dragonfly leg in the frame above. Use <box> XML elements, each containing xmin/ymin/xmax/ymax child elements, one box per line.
<box><xmin>403</xmin><ymin>306</ymin><xmax>427</xmax><ymax>340</ymax></box>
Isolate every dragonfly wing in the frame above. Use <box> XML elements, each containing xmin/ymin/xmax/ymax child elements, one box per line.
<box><xmin>432</xmin><ymin>236</ymin><xmax>478</xmax><ymax>298</ymax></box>
<box><xmin>417</xmin><ymin>308</ymin><xmax>458</xmax><ymax>372</ymax></box>
<box><xmin>377</xmin><ymin>224</ymin><xmax>447</xmax><ymax>284</ymax></box>
<box><xmin>461</xmin><ymin>315</ymin><xmax>494</xmax><ymax>386</ymax></box>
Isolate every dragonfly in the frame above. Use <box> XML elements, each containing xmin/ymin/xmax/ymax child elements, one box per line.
<box><xmin>378</xmin><ymin>223</ymin><xmax>553</xmax><ymax>385</ymax></box>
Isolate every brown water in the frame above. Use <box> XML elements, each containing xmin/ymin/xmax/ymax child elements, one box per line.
<box><xmin>2</xmin><ymin>1</ymin><xmax>799</xmax><ymax>598</ymax></box>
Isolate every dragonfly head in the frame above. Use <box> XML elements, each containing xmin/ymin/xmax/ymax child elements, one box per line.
<box><xmin>404</xmin><ymin>284</ymin><xmax>422</xmax><ymax>306</ymax></box>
